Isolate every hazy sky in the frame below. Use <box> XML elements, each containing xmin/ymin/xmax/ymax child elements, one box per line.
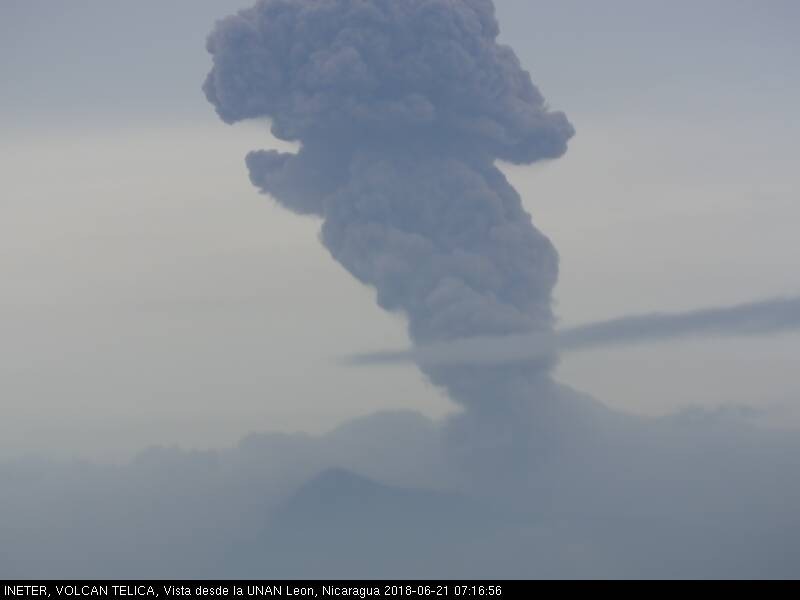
<box><xmin>2</xmin><ymin>0</ymin><xmax>799</xmax><ymax>460</ymax></box>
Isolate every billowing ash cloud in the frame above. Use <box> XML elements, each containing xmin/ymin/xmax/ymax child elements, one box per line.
<box><xmin>204</xmin><ymin>0</ymin><xmax>574</xmax><ymax>417</ymax></box>
<box><xmin>348</xmin><ymin>295</ymin><xmax>800</xmax><ymax>367</ymax></box>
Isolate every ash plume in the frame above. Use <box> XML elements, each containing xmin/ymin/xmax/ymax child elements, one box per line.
<box><xmin>204</xmin><ymin>0</ymin><xmax>574</xmax><ymax>425</ymax></box>
<box><xmin>348</xmin><ymin>295</ymin><xmax>800</xmax><ymax>367</ymax></box>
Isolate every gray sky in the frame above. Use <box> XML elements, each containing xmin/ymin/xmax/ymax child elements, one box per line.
<box><xmin>1</xmin><ymin>0</ymin><xmax>799</xmax><ymax>460</ymax></box>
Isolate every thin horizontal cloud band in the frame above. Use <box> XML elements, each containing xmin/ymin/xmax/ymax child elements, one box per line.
<box><xmin>346</xmin><ymin>295</ymin><xmax>800</xmax><ymax>367</ymax></box>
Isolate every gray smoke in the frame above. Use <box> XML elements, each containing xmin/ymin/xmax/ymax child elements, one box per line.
<box><xmin>204</xmin><ymin>0</ymin><xmax>574</xmax><ymax>422</ymax></box>
<box><xmin>348</xmin><ymin>295</ymin><xmax>800</xmax><ymax>367</ymax></box>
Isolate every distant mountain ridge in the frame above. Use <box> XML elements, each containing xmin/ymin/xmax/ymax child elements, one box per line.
<box><xmin>222</xmin><ymin>467</ymin><xmax>508</xmax><ymax>579</ymax></box>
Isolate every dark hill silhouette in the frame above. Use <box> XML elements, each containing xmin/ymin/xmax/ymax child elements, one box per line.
<box><xmin>223</xmin><ymin>467</ymin><xmax>513</xmax><ymax>579</ymax></box>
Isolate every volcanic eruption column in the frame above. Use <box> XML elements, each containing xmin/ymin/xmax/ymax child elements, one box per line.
<box><xmin>204</xmin><ymin>0</ymin><xmax>574</xmax><ymax>464</ymax></box>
